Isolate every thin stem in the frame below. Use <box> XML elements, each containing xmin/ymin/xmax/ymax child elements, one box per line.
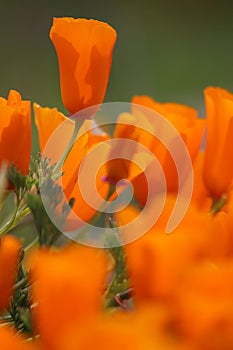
<box><xmin>0</xmin><ymin>203</ymin><xmax>30</xmax><ymax>237</ymax></box>
<box><xmin>13</xmin><ymin>276</ymin><xmax>29</xmax><ymax>291</ymax></box>
<box><xmin>0</xmin><ymin>196</ymin><xmax>21</xmax><ymax>237</ymax></box>
<box><xmin>24</xmin><ymin>235</ymin><xmax>39</xmax><ymax>252</ymax></box>
<box><xmin>52</xmin><ymin>119</ymin><xmax>84</xmax><ymax>177</ymax></box>
<box><xmin>211</xmin><ymin>194</ymin><xmax>227</xmax><ymax>214</ymax></box>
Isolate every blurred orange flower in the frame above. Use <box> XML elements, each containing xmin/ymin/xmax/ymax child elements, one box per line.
<box><xmin>105</xmin><ymin>97</ymin><xmax>205</xmax><ymax>208</ymax></box>
<box><xmin>203</xmin><ymin>87</ymin><xmax>233</xmax><ymax>198</ymax></box>
<box><xmin>174</xmin><ymin>260</ymin><xmax>233</xmax><ymax>349</ymax></box>
<box><xmin>132</xmin><ymin>96</ymin><xmax>205</xmax><ymax>195</ymax></box>
<box><xmin>0</xmin><ymin>235</ymin><xmax>21</xmax><ymax>312</ymax></box>
<box><xmin>0</xmin><ymin>90</ymin><xmax>31</xmax><ymax>175</ymax></box>
<box><xmin>50</xmin><ymin>17</ymin><xmax>117</xmax><ymax>116</ymax></box>
<box><xmin>30</xmin><ymin>244</ymin><xmax>107</xmax><ymax>350</ymax></box>
<box><xmin>56</xmin><ymin>313</ymin><xmax>157</xmax><ymax>350</ymax></box>
<box><xmin>132</xmin><ymin>95</ymin><xmax>205</xmax><ymax>160</ymax></box>
<box><xmin>0</xmin><ymin>326</ymin><xmax>34</xmax><ymax>350</ymax></box>
<box><xmin>116</xmin><ymin>197</ymin><xmax>208</xmax><ymax>300</ymax></box>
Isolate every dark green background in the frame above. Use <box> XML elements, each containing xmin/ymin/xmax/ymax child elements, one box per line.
<box><xmin>1</xmin><ymin>0</ymin><xmax>233</xmax><ymax>117</ymax></box>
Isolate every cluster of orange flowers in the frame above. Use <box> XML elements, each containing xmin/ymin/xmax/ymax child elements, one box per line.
<box><xmin>1</xmin><ymin>17</ymin><xmax>233</xmax><ymax>349</ymax></box>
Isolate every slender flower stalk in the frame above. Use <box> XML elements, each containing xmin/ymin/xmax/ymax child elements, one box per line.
<box><xmin>52</xmin><ymin>118</ymin><xmax>84</xmax><ymax>177</ymax></box>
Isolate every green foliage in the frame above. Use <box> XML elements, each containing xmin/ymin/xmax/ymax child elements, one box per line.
<box><xmin>26</xmin><ymin>155</ymin><xmax>72</xmax><ymax>246</ymax></box>
<box><xmin>7</xmin><ymin>255</ymin><xmax>32</xmax><ymax>335</ymax></box>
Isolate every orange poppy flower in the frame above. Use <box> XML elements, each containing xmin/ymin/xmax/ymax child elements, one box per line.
<box><xmin>115</xmin><ymin>196</ymin><xmax>213</xmax><ymax>301</ymax></box>
<box><xmin>30</xmin><ymin>244</ymin><xmax>107</xmax><ymax>350</ymax></box>
<box><xmin>132</xmin><ymin>95</ymin><xmax>205</xmax><ymax>161</ymax></box>
<box><xmin>132</xmin><ymin>96</ymin><xmax>205</xmax><ymax>195</ymax></box>
<box><xmin>34</xmin><ymin>103</ymin><xmax>88</xmax><ymax>190</ymax></box>
<box><xmin>50</xmin><ymin>17</ymin><xmax>117</xmax><ymax>116</ymax></box>
<box><xmin>203</xmin><ymin>87</ymin><xmax>233</xmax><ymax>198</ymax></box>
<box><xmin>34</xmin><ymin>104</ymin><xmax>109</xmax><ymax>227</ymax></box>
<box><xmin>0</xmin><ymin>235</ymin><xmax>21</xmax><ymax>312</ymax></box>
<box><xmin>105</xmin><ymin>112</ymin><xmax>144</xmax><ymax>183</ymax></box>
<box><xmin>0</xmin><ymin>90</ymin><xmax>31</xmax><ymax>175</ymax></box>
<box><xmin>105</xmin><ymin>97</ymin><xmax>205</xmax><ymax>208</ymax></box>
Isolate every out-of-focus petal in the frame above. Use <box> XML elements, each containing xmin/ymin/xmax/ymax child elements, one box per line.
<box><xmin>0</xmin><ymin>235</ymin><xmax>21</xmax><ymax>312</ymax></box>
<box><xmin>31</xmin><ymin>244</ymin><xmax>107</xmax><ymax>350</ymax></box>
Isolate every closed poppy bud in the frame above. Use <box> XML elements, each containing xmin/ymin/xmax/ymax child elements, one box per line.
<box><xmin>50</xmin><ymin>17</ymin><xmax>117</xmax><ymax>117</ymax></box>
<box><xmin>203</xmin><ymin>87</ymin><xmax>233</xmax><ymax>198</ymax></box>
<box><xmin>0</xmin><ymin>235</ymin><xmax>21</xmax><ymax>312</ymax></box>
<box><xmin>0</xmin><ymin>90</ymin><xmax>31</xmax><ymax>175</ymax></box>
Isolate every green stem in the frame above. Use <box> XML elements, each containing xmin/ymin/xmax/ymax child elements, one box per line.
<box><xmin>13</xmin><ymin>276</ymin><xmax>29</xmax><ymax>291</ymax></box>
<box><xmin>0</xmin><ymin>196</ymin><xmax>21</xmax><ymax>237</ymax></box>
<box><xmin>52</xmin><ymin>119</ymin><xmax>84</xmax><ymax>178</ymax></box>
<box><xmin>211</xmin><ymin>194</ymin><xmax>227</xmax><ymax>214</ymax></box>
<box><xmin>0</xmin><ymin>203</ymin><xmax>30</xmax><ymax>237</ymax></box>
<box><xmin>24</xmin><ymin>235</ymin><xmax>39</xmax><ymax>252</ymax></box>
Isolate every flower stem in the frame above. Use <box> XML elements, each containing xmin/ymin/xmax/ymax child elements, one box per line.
<box><xmin>13</xmin><ymin>276</ymin><xmax>29</xmax><ymax>291</ymax></box>
<box><xmin>0</xmin><ymin>197</ymin><xmax>30</xmax><ymax>237</ymax></box>
<box><xmin>211</xmin><ymin>194</ymin><xmax>227</xmax><ymax>214</ymax></box>
<box><xmin>52</xmin><ymin>119</ymin><xmax>84</xmax><ymax>178</ymax></box>
<box><xmin>24</xmin><ymin>235</ymin><xmax>39</xmax><ymax>252</ymax></box>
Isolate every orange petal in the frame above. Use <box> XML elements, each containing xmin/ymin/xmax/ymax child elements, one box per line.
<box><xmin>34</xmin><ymin>103</ymin><xmax>68</xmax><ymax>151</ymax></box>
<box><xmin>174</xmin><ymin>260</ymin><xmax>233</xmax><ymax>342</ymax></box>
<box><xmin>0</xmin><ymin>235</ymin><xmax>21</xmax><ymax>312</ymax></box>
<box><xmin>131</xmin><ymin>95</ymin><xmax>204</xmax><ymax>194</ymax></box>
<box><xmin>117</xmin><ymin>198</ymin><xmax>209</xmax><ymax>301</ymax></box>
<box><xmin>0</xmin><ymin>90</ymin><xmax>31</xmax><ymax>175</ymax></box>
<box><xmin>132</xmin><ymin>95</ymin><xmax>198</xmax><ymax>128</ymax></box>
<box><xmin>191</xmin><ymin>151</ymin><xmax>212</xmax><ymax>211</ymax></box>
<box><xmin>31</xmin><ymin>244</ymin><xmax>107</xmax><ymax>350</ymax></box>
<box><xmin>56</xmin><ymin>314</ymin><xmax>155</xmax><ymax>350</ymax></box>
<box><xmin>203</xmin><ymin>87</ymin><xmax>233</xmax><ymax>197</ymax></box>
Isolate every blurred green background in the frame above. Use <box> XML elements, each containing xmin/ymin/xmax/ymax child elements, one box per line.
<box><xmin>1</xmin><ymin>0</ymin><xmax>233</xmax><ymax>118</ymax></box>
